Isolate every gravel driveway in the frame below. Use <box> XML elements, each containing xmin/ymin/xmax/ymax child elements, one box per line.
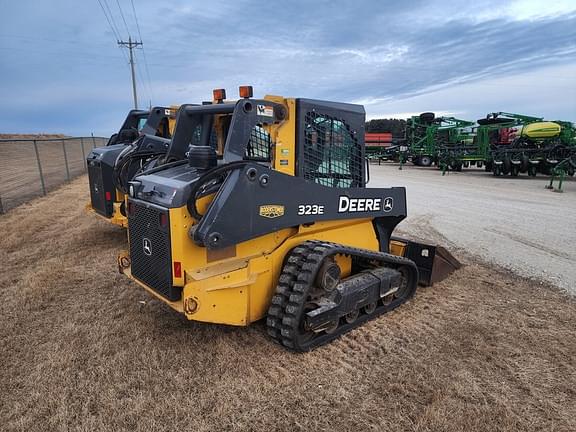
<box><xmin>370</xmin><ymin>163</ymin><xmax>576</xmax><ymax>294</ymax></box>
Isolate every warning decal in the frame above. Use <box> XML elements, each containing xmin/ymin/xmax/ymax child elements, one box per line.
<box><xmin>257</xmin><ymin>104</ymin><xmax>274</xmax><ymax>117</ymax></box>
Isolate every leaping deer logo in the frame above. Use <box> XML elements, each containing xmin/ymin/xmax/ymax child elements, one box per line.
<box><xmin>383</xmin><ymin>197</ymin><xmax>393</xmax><ymax>212</ymax></box>
<box><xmin>143</xmin><ymin>238</ymin><xmax>152</xmax><ymax>256</ymax></box>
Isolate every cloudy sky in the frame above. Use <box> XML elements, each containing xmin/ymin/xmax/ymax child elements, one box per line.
<box><xmin>0</xmin><ymin>0</ymin><xmax>575</xmax><ymax>136</ymax></box>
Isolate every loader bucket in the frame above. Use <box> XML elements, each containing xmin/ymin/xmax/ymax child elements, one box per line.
<box><xmin>389</xmin><ymin>237</ymin><xmax>461</xmax><ymax>286</ymax></box>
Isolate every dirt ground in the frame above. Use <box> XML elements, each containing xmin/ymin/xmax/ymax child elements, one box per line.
<box><xmin>1</xmin><ymin>176</ymin><xmax>575</xmax><ymax>432</ymax></box>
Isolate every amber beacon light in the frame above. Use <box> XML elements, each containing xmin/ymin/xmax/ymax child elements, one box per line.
<box><xmin>212</xmin><ymin>88</ymin><xmax>226</xmax><ymax>102</ymax></box>
<box><xmin>239</xmin><ymin>85</ymin><xmax>253</xmax><ymax>98</ymax></box>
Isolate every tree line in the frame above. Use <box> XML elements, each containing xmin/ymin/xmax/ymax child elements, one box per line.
<box><xmin>365</xmin><ymin>118</ymin><xmax>406</xmax><ymax>137</ymax></box>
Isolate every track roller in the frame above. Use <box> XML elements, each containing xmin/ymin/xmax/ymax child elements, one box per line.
<box><xmin>266</xmin><ymin>241</ymin><xmax>418</xmax><ymax>352</ymax></box>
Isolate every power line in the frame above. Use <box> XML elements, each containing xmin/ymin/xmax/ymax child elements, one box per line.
<box><xmin>97</xmin><ymin>0</ymin><xmax>146</xmax><ymax>107</ymax></box>
<box><xmin>115</xmin><ymin>0</ymin><xmax>132</xmax><ymax>38</ymax></box>
<box><xmin>130</xmin><ymin>0</ymin><xmax>154</xmax><ymax>102</ymax></box>
<box><xmin>101</xmin><ymin>0</ymin><xmax>123</xmax><ymax>40</ymax></box>
<box><xmin>129</xmin><ymin>0</ymin><xmax>143</xmax><ymax>42</ymax></box>
<box><xmin>132</xmin><ymin>48</ymin><xmax>150</xmax><ymax>106</ymax></box>
<box><xmin>136</xmin><ymin>50</ymin><xmax>154</xmax><ymax>104</ymax></box>
<box><xmin>96</xmin><ymin>0</ymin><xmax>120</xmax><ymax>41</ymax></box>
<box><xmin>96</xmin><ymin>0</ymin><xmax>131</xmax><ymax>68</ymax></box>
<box><xmin>134</xmin><ymin>52</ymin><xmax>151</xmax><ymax>108</ymax></box>
<box><xmin>115</xmin><ymin>0</ymin><xmax>153</xmax><ymax>104</ymax></box>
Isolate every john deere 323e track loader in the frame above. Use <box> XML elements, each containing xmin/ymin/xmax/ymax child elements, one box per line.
<box><xmin>117</xmin><ymin>87</ymin><xmax>459</xmax><ymax>351</ymax></box>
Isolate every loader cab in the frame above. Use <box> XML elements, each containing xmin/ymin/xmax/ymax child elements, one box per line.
<box><xmin>162</xmin><ymin>89</ymin><xmax>366</xmax><ymax>188</ymax></box>
<box><xmin>107</xmin><ymin>107</ymin><xmax>177</xmax><ymax>146</ymax></box>
<box><xmin>125</xmin><ymin>88</ymin><xmax>370</xmax><ymax>230</ymax></box>
<box><xmin>161</xmin><ymin>101</ymin><xmax>274</xmax><ymax>169</ymax></box>
<box><xmin>107</xmin><ymin>109</ymin><xmax>149</xmax><ymax>146</ymax></box>
<box><xmin>139</xmin><ymin>106</ymin><xmax>178</xmax><ymax>139</ymax></box>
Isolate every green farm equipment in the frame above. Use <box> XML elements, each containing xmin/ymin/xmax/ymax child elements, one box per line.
<box><xmin>436</xmin><ymin>112</ymin><xmax>539</xmax><ymax>172</ymax></box>
<box><xmin>436</xmin><ymin>111</ymin><xmax>576</xmax><ymax>179</ymax></box>
<box><xmin>404</xmin><ymin>113</ymin><xmax>474</xmax><ymax>167</ymax></box>
<box><xmin>481</xmin><ymin>113</ymin><xmax>576</xmax><ymax>178</ymax></box>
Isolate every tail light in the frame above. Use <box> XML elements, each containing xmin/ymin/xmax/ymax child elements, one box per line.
<box><xmin>173</xmin><ymin>261</ymin><xmax>182</xmax><ymax>278</ymax></box>
<box><xmin>159</xmin><ymin>213</ymin><xmax>168</xmax><ymax>227</ymax></box>
<box><xmin>105</xmin><ymin>191</ymin><xmax>112</xmax><ymax>201</ymax></box>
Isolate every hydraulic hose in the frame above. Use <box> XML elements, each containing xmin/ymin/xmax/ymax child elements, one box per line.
<box><xmin>113</xmin><ymin>144</ymin><xmax>167</xmax><ymax>194</ymax></box>
<box><xmin>139</xmin><ymin>158</ymin><xmax>188</xmax><ymax>176</ymax></box>
<box><xmin>186</xmin><ymin>161</ymin><xmax>252</xmax><ymax>221</ymax></box>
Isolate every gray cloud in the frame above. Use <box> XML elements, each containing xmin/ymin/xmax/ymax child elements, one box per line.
<box><xmin>0</xmin><ymin>0</ymin><xmax>574</xmax><ymax>135</ymax></box>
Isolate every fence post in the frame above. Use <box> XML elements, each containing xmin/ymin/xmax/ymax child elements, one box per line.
<box><xmin>91</xmin><ymin>133</ymin><xmax>96</xmax><ymax>148</ymax></box>
<box><xmin>33</xmin><ymin>140</ymin><xmax>47</xmax><ymax>196</ymax></box>
<box><xmin>62</xmin><ymin>139</ymin><xmax>70</xmax><ymax>181</ymax></box>
<box><xmin>0</xmin><ymin>191</ymin><xmax>4</xmax><ymax>214</ymax></box>
<box><xmin>80</xmin><ymin>137</ymin><xmax>87</xmax><ymax>171</ymax></box>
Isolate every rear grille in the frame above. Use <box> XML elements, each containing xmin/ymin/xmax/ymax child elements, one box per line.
<box><xmin>87</xmin><ymin>162</ymin><xmax>109</xmax><ymax>216</ymax></box>
<box><xmin>128</xmin><ymin>200</ymin><xmax>180</xmax><ymax>301</ymax></box>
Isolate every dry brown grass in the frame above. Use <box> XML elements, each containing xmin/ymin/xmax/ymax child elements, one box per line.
<box><xmin>1</xmin><ymin>176</ymin><xmax>575</xmax><ymax>432</ymax></box>
<box><xmin>0</xmin><ymin>137</ymin><xmax>105</xmax><ymax>212</ymax></box>
<box><xmin>0</xmin><ymin>134</ymin><xmax>69</xmax><ymax>139</ymax></box>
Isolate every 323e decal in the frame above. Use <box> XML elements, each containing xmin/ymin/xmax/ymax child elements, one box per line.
<box><xmin>298</xmin><ymin>204</ymin><xmax>325</xmax><ymax>215</ymax></box>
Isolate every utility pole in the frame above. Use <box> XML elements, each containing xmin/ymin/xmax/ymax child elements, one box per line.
<box><xmin>118</xmin><ymin>36</ymin><xmax>142</xmax><ymax>109</ymax></box>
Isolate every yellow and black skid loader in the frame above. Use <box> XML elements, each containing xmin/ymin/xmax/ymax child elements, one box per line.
<box><xmin>117</xmin><ymin>87</ymin><xmax>459</xmax><ymax>351</ymax></box>
<box><xmin>106</xmin><ymin>107</ymin><xmax>175</xmax><ymax>146</ymax></box>
<box><xmin>87</xmin><ymin>106</ymin><xmax>178</xmax><ymax>227</ymax></box>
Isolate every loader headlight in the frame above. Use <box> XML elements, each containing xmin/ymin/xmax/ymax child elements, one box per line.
<box><xmin>184</xmin><ymin>297</ymin><xmax>198</xmax><ymax>314</ymax></box>
<box><xmin>129</xmin><ymin>184</ymin><xmax>135</xmax><ymax>197</ymax></box>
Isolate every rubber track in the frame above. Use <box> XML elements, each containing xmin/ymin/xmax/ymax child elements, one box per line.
<box><xmin>266</xmin><ymin>241</ymin><xmax>419</xmax><ymax>352</ymax></box>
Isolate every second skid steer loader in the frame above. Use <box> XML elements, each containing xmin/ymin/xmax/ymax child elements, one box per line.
<box><xmin>87</xmin><ymin>106</ymin><xmax>178</xmax><ymax>227</ymax></box>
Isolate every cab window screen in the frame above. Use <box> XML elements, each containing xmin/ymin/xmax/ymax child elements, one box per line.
<box><xmin>189</xmin><ymin>118</ymin><xmax>272</xmax><ymax>162</ymax></box>
<box><xmin>245</xmin><ymin>125</ymin><xmax>272</xmax><ymax>162</ymax></box>
<box><xmin>303</xmin><ymin>111</ymin><xmax>362</xmax><ymax>187</ymax></box>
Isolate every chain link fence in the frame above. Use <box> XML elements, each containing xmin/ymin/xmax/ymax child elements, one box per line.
<box><xmin>0</xmin><ymin>136</ymin><xmax>108</xmax><ymax>213</ymax></box>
